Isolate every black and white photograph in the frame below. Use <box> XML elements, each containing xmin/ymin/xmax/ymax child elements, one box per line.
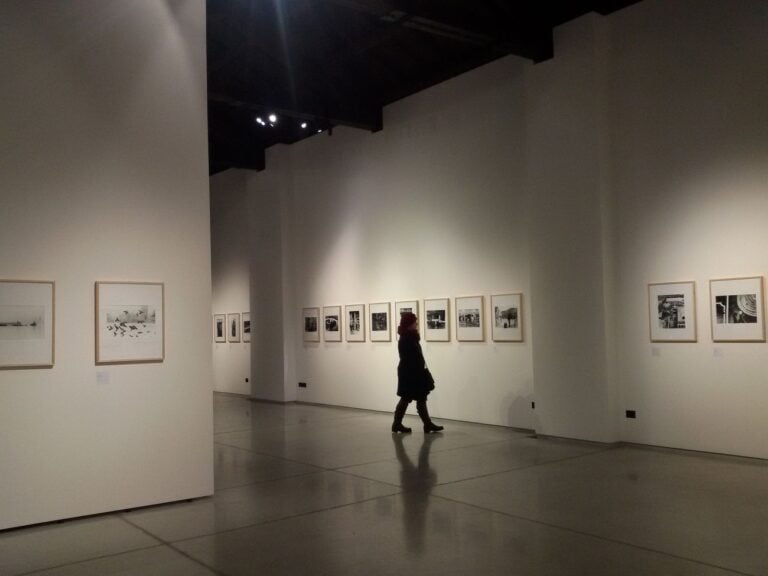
<box><xmin>96</xmin><ymin>281</ymin><xmax>164</xmax><ymax>364</ymax></box>
<box><xmin>104</xmin><ymin>306</ymin><xmax>159</xmax><ymax>339</ymax></box>
<box><xmin>303</xmin><ymin>307</ymin><xmax>320</xmax><ymax>342</ymax></box>
<box><xmin>242</xmin><ymin>312</ymin><xmax>251</xmax><ymax>343</ymax></box>
<box><xmin>456</xmin><ymin>296</ymin><xmax>484</xmax><ymax>341</ymax></box>
<box><xmin>491</xmin><ymin>293</ymin><xmax>523</xmax><ymax>342</ymax></box>
<box><xmin>710</xmin><ymin>277</ymin><xmax>764</xmax><ymax>342</ymax></box>
<box><xmin>213</xmin><ymin>314</ymin><xmax>226</xmax><ymax>343</ymax></box>
<box><xmin>369</xmin><ymin>302</ymin><xmax>391</xmax><ymax>342</ymax></box>
<box><xmin>424</xmin><ymin>298</ymin><xmax>450</xmax><ymax>341</ymax></box>
<box><xmin>345</xmin><ymin>304</ymin><xmax>365</xmax><ymax>342</ymax></box>
<box><xmin>227</xmin><ymin>313</ymin><xmax>241</xmax><ymax>343</ymax></box>
<box><xmin>648</xmin><ymin>282</ymin><xmax>696</xmax><ymax>342</ymax></box>
<box><xmin>0</xmin><ymin>280</ymin><xmax>55</xmax><ymax>369</ymax></box>
<box><xmin>323</xmin><ymin>305</ymin><xmax>342</xmax><ymax>342</ymax></box>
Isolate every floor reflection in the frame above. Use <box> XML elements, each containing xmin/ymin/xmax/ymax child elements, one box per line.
<box><xmin>393</xmin><ymin>433</ymin><xmax>439</xmax><ymax>554</ymax></box>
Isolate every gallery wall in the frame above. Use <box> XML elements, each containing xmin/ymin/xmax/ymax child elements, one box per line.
<box><xmin>210</xmin><ymin>169</ymin><xmax>251</xmax><ymax>395</ymax></box>
<box><xmin>257</xmin><ymin>53</ymin><xmax>537</xmax><ymax>429</ymax></box>
<box><xmin>0</xmin><ymin>0</ymin><xmax>214</xmax><ymax>529</ymax></box>
<box><xmin>609</xmin><ymin>0</ymin><xmax>768</xmax><ymax>458</ymax></box>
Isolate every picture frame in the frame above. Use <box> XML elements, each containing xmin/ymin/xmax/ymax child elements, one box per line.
<box><xmin>242</xmin><ymin>312</ymin><xmax>251</xmax><ymax>343</ymax></box>
<box><xmin>710</xmin><ymin>276</ymin><xmax>765</xmax><ymax>342</ymax></box>
<box><xmin>0</xmin><ymin>279</ymin><xmax>55</xmax><ymax>369</ymax></box>
<box><xmin>227</xmin><ymin>313</ymin><xmax>241</xmax><ymax>343</ymax></box>
<box><xmin>648</xmin><ymin>282</ymin><xmax>696</xmax><ymax>342</ymax></box>
<box><xmin>213</xmin><ymin>314</ymin><xmax>226</xmax><ymax>343</ymax></box>
<box><xmin>395</xmin><ymin>300</ymin><xmax>419</xmax><ymax>334</ymax></box>
<box><xmin>345</xmin><ymin>304</ymin><xmax>365</xmax><ymax>342</ymax></box>
<box><xmin>303</xmin><ymin>307</ymin><xmax>320</xmax><ymax>342</ymax></box>
<box><xmin>491</xmin><ymin>293</ymin><xmax>523</xmax><ymax>342</ymax></box>
<box><xmin>456</xmin><ymin>295</ymin><xmax>484</xmax><ymax>341</ymax></box>
<box><xmin>424</xmin><ymin>298</ymin><xmax>450</xmax><ymax>342</ymax></box>
<box><xmin>369</xmin><ymin>302</ymin><xmax>391</xmax><ymax>342</ymax></box>
<box><xmin>323</xmin><ymin>305</ymin><xmax>342</xmax><ymax>342</ymax></box>
<box><xmin>95</xmin><ymin>281</ymin><xmax>164</xmax><ymax>365</ymax></box>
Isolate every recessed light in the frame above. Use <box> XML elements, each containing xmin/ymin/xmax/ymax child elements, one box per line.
<box><xmin>301</xmin><ymin>122</ymin><xmax>308</xmax><ymax>129</ymax></box>
<box><xmin>268</xmin><ymin>114</ymin><xmax>278</xmax><ymax>123</ymax></box>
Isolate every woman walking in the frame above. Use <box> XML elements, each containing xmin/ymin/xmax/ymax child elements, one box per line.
<box><xmin>392</xmin><ymin>312</ymin><xmax>444</xmax><ymax>433</ymax></box>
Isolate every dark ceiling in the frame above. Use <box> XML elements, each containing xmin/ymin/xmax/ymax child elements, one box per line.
<box><xmin>207</xmin><ymin>0</ymin><xmax>642</xmax><ymax>175</ymax></box>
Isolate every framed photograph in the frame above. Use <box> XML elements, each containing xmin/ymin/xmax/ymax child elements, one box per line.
<box><xmin>0</xmin><ymin>280</ymin><xmax>55</xmax><ymax>369</ymax></box>
<box><xmin>491</xmin><ymin>293</ymin><xmax>523</xmax><ymax>342</ymax></box>
<box><xmin>395</xmin><ymin>300</ymin><xmax>419</xmax><ymax>334</ymax></box>
<box><xmin>424</xmin><ymin>298</ymin><xmax>450</xmax><ymax>342</ymax></box>
<box><xmin>323</xmin><ymin>305</ymin><xmax>342</xmax><ymax>342</ymax></box>
<box><xmin>369</xmin><ymin>302</ymin><xmax>391</xmax><ymax>342</ymax></box>
<box><xmin>648</xmin><ymin>282</ymin><xmax>696</xmax><ymax>342</ymax></box>
<box><xmin>345</xmin><ymin>304</ymin><xmax>365</xmax><ymax>342</ymax></box>
<box><xmin>303</xmin><ymin>307</ymin><xmax>320</xmax><ymax>342</ymax></box>
<box><xmin>213</xmin><ymin>314</ymin><xmax>226</xmax><ymax>343</ymax></box>
<box><xmin>95</xmin><ymin>281</ymin><xmax>164</xmax><ymax>365</ymax></box>
<box><xmin>227</xmin><ymin>313</ymin><xmax>241</xmax><ymax>342</ymax></box>
<box><xmin>242</xmin><ymin>312</ymin><xmax>251</xmax><ymax>343</ymax></box>
<box><xmin>710</xmin><ymin>276</ymin><xmax>765</xmax><ymax>342</ymax></box>
<box><xmin>456</xmin><ymin>296</ymin><xmax>484</xmax><ymax>341</ymax></box>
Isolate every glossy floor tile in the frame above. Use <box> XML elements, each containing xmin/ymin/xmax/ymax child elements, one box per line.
<box><xmin>2</xmin><ymin>394</ymin><xmax>766</xmax><ymax>576</ymax></box>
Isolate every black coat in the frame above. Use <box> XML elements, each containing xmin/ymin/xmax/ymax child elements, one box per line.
<box><xmin>397</xmin><ymin>331</ymin><xmax>432</xmax><ymax>400</ymax></box>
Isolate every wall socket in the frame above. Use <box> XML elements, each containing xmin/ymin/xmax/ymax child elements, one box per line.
<box><xmin>298</xmin><ymin>382</ymin><xmax>307</xmax><ymax>388</ymax></box>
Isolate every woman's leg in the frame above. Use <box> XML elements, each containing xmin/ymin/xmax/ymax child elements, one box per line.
<box><xmin>392</xmin><ymin>397</ymin><xmax>412</xmax><ymax>433</ymax></box>
<box><xmin>416</xmin><ymin>399</ymin><xmax>444</xmax><ymax>433</ymax></box>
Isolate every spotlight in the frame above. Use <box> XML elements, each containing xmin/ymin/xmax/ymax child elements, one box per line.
<box><xmin>268</xmin><ymin>114</ymin><xmax>278</xmax><ymax>123</ymax></box>
<box><xmin>255</xmin><ymin>116</ymin><xmax>265</xmax><ymax>126</ymax></box>
<box><xmin>301</xmin><ymin>122</ymin><xmax>308</xmax><ymax>129</ymax></box>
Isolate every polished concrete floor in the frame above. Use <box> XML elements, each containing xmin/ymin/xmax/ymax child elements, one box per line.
<box><xmin>2</xmin><ymin>394</ymin><xmax>768</xmax><ymax>575</ymax></box>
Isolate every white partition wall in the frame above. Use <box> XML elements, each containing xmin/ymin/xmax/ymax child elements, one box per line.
<box><xmin>0</xmin><ymin>0</ymin><xmax>213</xmax><ymax>530</ymax></box>
<box><xmin>240</xmin><ymin>0</ymin><xmax>768</xmax><ymax>458</ymax></box>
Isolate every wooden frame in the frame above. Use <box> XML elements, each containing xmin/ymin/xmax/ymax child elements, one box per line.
<box><xmin>491</xmin><ymin>293</ymin><xmax>523</xmax><ymax>342</ymax></box>
<box><xmin>455</xmin><ymin>295</ymin><xmax>484</xmax><ymax>341</ymax></box>
<box><xmin>323</xmin><ymin>305</ymin><xmax>342</xmax><ymax>342</ymax></box>
<box><xmin>710</xmin><ymin>276</ymin><xmax>765</xmax><ymax>342</ymax></box>
<box><xmin>213</xmin><ymin>314</ymin><xmax>226</xmax><ymax>343</ymax></box>
<box><xmin>369</xmin><ymin>302</ymin><xmax>391</xmax><ymax>342</ymax></box>
<box><xmin>0</xmin><ymin>279</ymin><xmax>55</xmax><ymax>369</ymax></box>
<box><xmin>345</xmin><ymin>304</ymin><xmax>365</xmax><ymax>342</ymax></box>
<box><xmin>95</xmin><ymin>281</ymin><xmax>164</xmax><ymax>365</ymax></box>
<box><xmin>424</xmin><ymin>298</ymin><xmax>450</xmax><ymax>342</ymax></box>
<box><xmin>648</xmin><ymin>282</ymin><xmax>696</xmax><ymax>342</ymax></box>
<box><xmin>303</xmin><ymin>307</ymin><xmax>320</xmax><ymax>342</ymax></box>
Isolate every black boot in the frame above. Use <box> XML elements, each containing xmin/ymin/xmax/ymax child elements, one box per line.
<box><xmin>416</xmin><ymin>400</ymin><xmax>444</xmax><ymax>433</ymax></box>
<box><xmin>392</xmin><ymin>398</ymin><xmax>412</xmax><ymax>433</ymax></box>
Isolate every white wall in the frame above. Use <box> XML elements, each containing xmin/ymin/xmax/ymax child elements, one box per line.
<box><xmin>210</xmin><ymin>169</ymin><xmax>251</xmax><ymax>395</ymax></box>
<box><xmin>610</xmin><ymin>0</ymin><xmax>768</xmax><ymax>458</ymax></box>
<box><xmin>238</xmin><ymin>0</ymin><xmax>768</xmax><ymax>458</ymax></box>
<box><xmin>265</xmin><ymin>54</ymin><xmax>536</xmax><ymax>428</ymax></box>
<box><xmin>0</xmin><ymin>0</ymin><xmax>213</xmax><ymax>529</ymax></box>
